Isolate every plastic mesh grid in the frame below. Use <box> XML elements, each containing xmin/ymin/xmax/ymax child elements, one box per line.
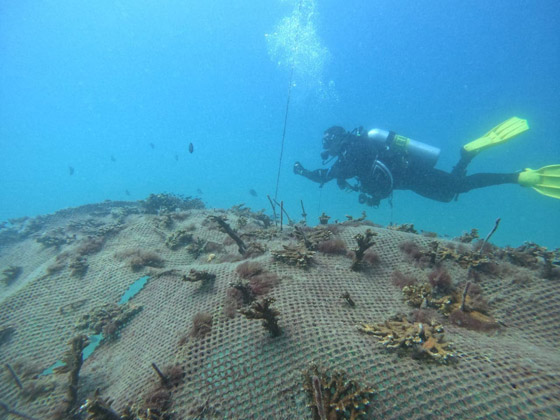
<box><xmin>0</xmin><ymin>202</ymin><xmax>559</xmax><ymax>419</ymax></box>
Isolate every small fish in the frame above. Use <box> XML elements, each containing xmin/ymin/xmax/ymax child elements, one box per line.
<box><xmin>125</xmin><ymin>189</ymin><xmax>130</xmax><ymax>196</ymax></box>
<box><xmin>174</xmin><ymin>154</ymin><xmax>179</xmax><ymax>161</ymax></box>
<box><xmin>196</xmin><ymin>188</ymin><xmax>203</xmax><ymax>195</ymax></box>
<box><xmin>110</xmin><ymin>155</ymin><xmax>116</xmax><ymax>162</ymax></box>
<box><xmin>149</xmin><ymin>142</ymin><xmax>155</xmax><ymax>149</ymax></box>
<box><xmin>188</xmin><ymin>143</ymin><xmax>194</xmax><ymax>154</ymax></box>
<box><xmin>68</xmin><ymin>166</ymin><xmax>75</xmax><ymax>176</ymax></box>
<box><xmin>249</xmin><ymin>189</ymin><xmax>258</xmax><ymax>197</ymax></box>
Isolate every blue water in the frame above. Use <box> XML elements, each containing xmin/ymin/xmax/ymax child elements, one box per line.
<box><xmin>1</xmin><ymin>0</ymin><xmax>558</xmax><ymax>248</ymax></box>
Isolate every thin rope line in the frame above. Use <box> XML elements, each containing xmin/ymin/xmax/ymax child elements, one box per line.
<box><xmin>274</xmin><ymin>66</ymin><xmax>295</xmax><ymax>201</ymax></box>
<box><xmin>274</xmin><ymin>0</ymin><xmax>304</xmax><ymax>202</ymax></box>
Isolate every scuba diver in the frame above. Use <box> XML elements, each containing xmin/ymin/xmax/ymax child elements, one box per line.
<box><xmin>293</xmin><ymin>117</ymin><xmax>560</xmax><ymax>206</ymax></box>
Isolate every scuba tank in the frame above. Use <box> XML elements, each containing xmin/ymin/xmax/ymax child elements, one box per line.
<box><xmin>368</xmin><ymin>128</ymin><xmax>440</xmax><ymax>167</ymax></box>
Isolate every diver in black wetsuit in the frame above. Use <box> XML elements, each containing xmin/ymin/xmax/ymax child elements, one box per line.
<box><xmin>293</xmin><ymin>125</ymin><xmax>523</xmax><ymax>207</ymax></box>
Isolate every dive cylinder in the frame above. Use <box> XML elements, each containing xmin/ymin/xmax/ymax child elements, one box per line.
<box><xmin>368</xmin><ymin>128</ymin><xmax>440</xmax><ymax>167</ymax></box>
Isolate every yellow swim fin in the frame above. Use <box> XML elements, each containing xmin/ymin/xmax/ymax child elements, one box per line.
<box><xmin>463</xmin><ymin>117</ymin><xmax>529</xmax><ymax>155</ymax></box>
<box><xmin>518</xmin><ymin>164</ymin><xmax>560</xmax><ymax>199</ymax></box>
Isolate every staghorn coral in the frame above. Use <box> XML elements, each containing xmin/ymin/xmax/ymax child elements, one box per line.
<box><xmin>142</xmin><ymin>192</ymin><xmax>204</xmax><ymax>214</ymax></box>
<box><xmin>36</xmin><ymin>229</ymin><xmax>76</xmax><ymax>248</ymax></box>
<box><xmin>271</xmin><ymin>244</ymin><xmax>315</xmax><ymax>267</ymax></box>
<box><xmin>76</xmin><ymin>302</ymin><xmax>143</xmax><ymax>340</ymax></box>
<box><xmin>358</xmin><ymin>314</ymin><xmax>455</xmax><ymax>364</ymax></box>
<box><xmin>455</xmin><ymin>228</ymin><xmax>479</xmax><ymax>243</ymax></box>
<box><xmin>79</xmin><ymin>389</ymin><xmax>121</xmax><ymax>420</ymax></box>
<box><xmin>240</xmin><ymin>297</ymin><xmax>282</xmax><ymax>337</ymax></box>
<box><xmin>53</xmin><ymin>335</ymin><xmax>89</xmax><ymax>418</ymax></box>
<box><xmin>154</xmin><ymin>214</ymin><xmax>174</xmax><ymax>230</ymax></box>
<box><xmin>185</xmin><ymin>237</ymin><xmax>207</xmax><ymax>258</ymax></box>
<box><xmin>208</xmin><ymin>215</ymin><xmax>247</xmax><ymax>255</ymax></box>
<box><xmin>303</xmin><ymin>363</ymin><xmax>373</xmax><ymax>420</ymax></box>
<box><xmin>318</xmin><ymin>212</ymin><xmax>331</xmax><ymax>225</ymax></box>
<box><xmin>350</xmin><ymin>229</ymin><xmax>377</xmax><ymax>271</ymax></box>
<box><xmin>242</xmin><ymin>241</ymin><xmax>267</xmax><ymax>258</ymax></box>
<box><xmin>294</xmin><ymin>225</ymin><xmax>333</xmax><ymax>250</ymax></box>
<box><xmin>165</xmin><ymin>230</ymin><xmax>193</xmax><ymax>250</ymax></box>
<box><xmin>182</xmin><ymin>269</ymin><xmax>216</xmax><ymax>284</ymax></box>
<box><xmin>68</xmin><ymin>256</ymin><xmax>88</xmax><ymax>277</ymax></box>
<box><xmin>402</xmin><ymin>283</ymin><xmax>454</xmax><ymax>315</ymax></box>
<box><xmin>388</xmin><ymin>223</ymin><xmax>418</xmax><ymax>234</ymax></box>
<box><xmin>341</xmin><ymin>291</ymin><xmax>356</xmax><ymax>307</ymax></box>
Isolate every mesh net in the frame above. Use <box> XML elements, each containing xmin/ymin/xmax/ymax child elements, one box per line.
<box><xmin>0</xmin><ymin>200</ymin><xmax>559</xmax><ymax>419</ymax></box>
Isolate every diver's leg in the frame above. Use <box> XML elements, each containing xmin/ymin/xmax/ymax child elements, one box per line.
<box><xmin>451</xmin><ymin>150</ymin><xmax>475</xmax><ymax>177</ymax></box>
<box><xmin>455</xmin><ymin>173</ymin><xmax>519</xmax><ymax>192</ymax></box>
<box><xmin>404</xmin><ymin>169</ymin><xmax>459</xmax><ymax>202</ymax></box>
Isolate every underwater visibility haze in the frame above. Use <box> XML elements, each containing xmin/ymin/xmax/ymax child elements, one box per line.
<box><xmin>1</xmin><ymin>0</ymin><xmax>559</xmax><ymax>246</ymax></box>
<box><xmin>1</xmin><ymin>2</ymin><xmax>560</xmax><ymax>419</ymax></box>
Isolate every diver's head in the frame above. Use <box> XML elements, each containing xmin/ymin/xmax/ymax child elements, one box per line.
<box><xmin>321</xmin><ymin>126</ymin><xmax>347</xmax><ymax>160</ymax></box>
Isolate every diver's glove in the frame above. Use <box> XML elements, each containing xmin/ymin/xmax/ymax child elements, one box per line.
<box><xmin>293</xmin><ymin>162</ymin><xmax>305</xmax><ymax>175</ymax></box>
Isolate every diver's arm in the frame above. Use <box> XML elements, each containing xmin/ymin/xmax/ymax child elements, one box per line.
<box><xmin>336</xmin><ymin>178</ymin><xmax>359</xmax><ymax>191</ymax></box>
<box><xmin>294</xmin><ymin>162</ymin><xmax>331</xmax><ymax>184</ymax></box>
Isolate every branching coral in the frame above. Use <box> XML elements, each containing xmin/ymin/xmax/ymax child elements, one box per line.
<box><xmin>294</xmin><ymin>226</ymin><xmax>332</xmax><ymax>250</ymax></box>
<box><xmin>208</xmin><ymin>215</ymin><xmax>247</xmax><ymax>255</ymax></box>
<box><xmin>350</xmin><ymin>229</ymin><xmax>378</xmax><ymax>271</ymax></box>
<box><xmin>142</xmin><ymin>193</ymin><xmax>204</xmax><ymax>214</ymax></box>
<box><xmin>358</xmin><ymin>314</ymin><xmax>455</xmax><ymax>364</ymax></box>
<box><xmin>388</xmin><ymin>223</ymin><xmax>418</xmax><ymax>234</ymax></box>
<box><xmin>271</xmin><ymin>244</ymin><xmax>314</xmax><ymax>267</ymax></box>
<box><xmin>303</xmin><ymin>364</ymin><xmax>374</xmax><ymax>420</ymax></box>
<box><xmin>455</xmin><ymin>228</ymin><xmax>479</xmax><ymax>243</ymax></box>
<box><xmin>182</xmin><ymin>269</ymin><xmax>216</xmax><ymax>284</ymax></box>
<box><xmin>76</xmin><ymin>303</ymin><xmax>142</xmax><ymax>340</ymax></box>
<box><xmin>36</xmin><ymin>229</ymin><xmax>75</xmax><ymax>248</ymax></box>
<box><xmin>54</xmin><ymin>335</ymin><xmax>89</xmax><ymax>418</ymax></box>
<box><xmin>185</xmin><ymin>237</ymin><xmax>207</xmax><ymax>258</ymax></box>
<box><xmin>318</xmin><ymin>212</ymin><xmax>331</xmax><ymax>225</ymax></box>
<box><xmin>240</xmin><ymin>297</ymin><xmax>282</xmax><ymax>337</ymax></box>
<box><xmin>165</xmin><ymin>230</ymin><xmax>193</xmax><ymax>250</ymax></box>
<box><xmin>68</xmin><ymin>256</ymin><xmax>88</xmax><ymax>277</ymax></box>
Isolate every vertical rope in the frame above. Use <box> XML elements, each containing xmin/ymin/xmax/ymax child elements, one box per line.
<box><xmin>274</xmin><ymin>0</ymin><xmax>304</xmax><ymax>201</ymax></box>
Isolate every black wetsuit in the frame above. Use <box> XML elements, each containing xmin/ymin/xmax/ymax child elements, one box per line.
<box><xmin>296</xmin><ymin>133</ymin><xmax>518</xmax><ymax>205</ymax></box>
